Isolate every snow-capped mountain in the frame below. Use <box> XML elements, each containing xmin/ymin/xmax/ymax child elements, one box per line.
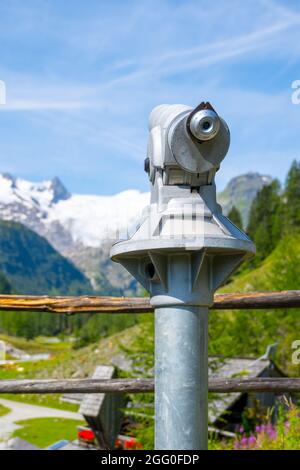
<box><xmin>0</xmin><ymin>171</ymin><xmax>271</xmax><ymax>294</ymax></box>
<box><xmin>0</xmin><ymin>173</ymin><xmax>149</xmax><ymax>250</ymax></box>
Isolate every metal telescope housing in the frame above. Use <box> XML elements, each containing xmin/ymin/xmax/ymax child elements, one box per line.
<box><xmin>111</xmin><ymin>101</ymin><xmax>255</xmax><ymax>300</ymax></box>
<box><xmin>110</xmin><ymin>101</ymin><xmax>255</xmax><ymax>450</ymax></box>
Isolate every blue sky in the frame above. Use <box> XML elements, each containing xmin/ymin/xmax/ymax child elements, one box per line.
<box><xmin>0</xmin><ymin>0</ymin><xmax>300</xmax><ymax>194</ymax></box>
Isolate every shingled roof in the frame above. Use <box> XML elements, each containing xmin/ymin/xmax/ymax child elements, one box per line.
<box><xmin>208</xmin><ymin>352</ymin><xmax>285</xmax><ymax>424</ymax></box>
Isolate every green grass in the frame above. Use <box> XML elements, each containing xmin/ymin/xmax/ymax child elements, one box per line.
<box><xmin>0</xmin><ymin>358</ymin><xmax>60</xmax><ymax>380</ymax></box>
<box><xmin>1</xmin><ymin>393</ymin><xmax>79</xmax><ymax>412</ymax></box>
<box><xmin>0</xmin><ymin>354</ymin><xmax>78</xmax><ymax>411</ymax></box>
<box><xmin>0</xmin><ymin>325</ymin><xmax>148</xmax><ymax>416</ymax></box>
<box><xmin>13</xmin><ymin>417</ymin><xmax>85</xmax><ymax>448</ymax></box>
<box><xmin>0</xmin><ymin>334</ymin><xmax>72</xmax><ymax>354</ymax></box>
<box><xmin>0</xmin><ymin>403</ymin><xmax>10</xmax><ymax>417</ymax></box>
<box><xmin>0</xmin><ymin>325</ymin><xmax>148</xmax><ymax>418</ymax></box>
<box><xmin>221</xmin><ymin>232</ymin><xmax>300</xmax><ymax>294</ymax></box>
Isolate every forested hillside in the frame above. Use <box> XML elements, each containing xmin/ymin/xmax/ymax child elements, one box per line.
<box><xmin>0</xmin><ymin>220</ymin><xmax>93</xmax><ymax>338</ymax></box>
<box><xmin>0</xmin><ymin>220</ymin><xmax>92</xmax><ymax>295</ymax></box>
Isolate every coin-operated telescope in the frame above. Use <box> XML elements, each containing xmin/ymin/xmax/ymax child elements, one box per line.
<box><xmin>111</xmin><ymin>101</ymin><xmax>255</xmax><ymax>450</ymax></box>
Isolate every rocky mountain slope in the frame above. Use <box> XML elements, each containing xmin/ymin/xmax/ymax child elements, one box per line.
<box><xmin>0</xmin><ymin>172</ymin><xmax>272</xmax><ymax>293</ymax></box>
<box><xmin>218</xmin><ymin>172</ymin><xmax>272</xmax><ymax>228</ymax></box>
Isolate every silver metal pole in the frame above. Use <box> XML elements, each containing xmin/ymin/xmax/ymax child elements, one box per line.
<box><xmin>155</xmin><ymin>305</ymin><xmax>208</xmax><ymax>450</ymax></box>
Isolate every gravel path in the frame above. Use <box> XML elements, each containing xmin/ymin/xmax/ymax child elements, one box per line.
<box><xmin>0</xmin><ymin>398</ymin><xmax>82</xmax><ymax>439</ymax></box>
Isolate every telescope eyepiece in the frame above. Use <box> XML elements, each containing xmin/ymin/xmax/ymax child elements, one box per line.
<box><xmin>189</xmin><ymin>109</ymin><xmax>220</xmax><ymax>141</ymax></box>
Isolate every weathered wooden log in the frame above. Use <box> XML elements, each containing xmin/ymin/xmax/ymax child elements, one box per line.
<box><xmin>0</xmin><ymin>377</ymin><xmax>299</xmax><ymax>394</ymax></box>
<box><xmin>0</xmin><ymin>290</ymin><xmax>298</xmax><ymax>314</ymax></box>
<box><xmin>0</xmin><ymin>378</ymin><xmax>153</xmax><ymax>394</ymax></box>
<box><xmin>214</xmin><ymin>290</ymin><xmax>300</xmax><ymax>310</ymax></box>
<box><xmin>0</xmin><ymin>295</ymin><xmax>150</xmax><ymax>314</ymax></box>
<box><xmin>209</xmin><ymin>377</ymin><xmax>300</xmax><ymax>393</ymax></box>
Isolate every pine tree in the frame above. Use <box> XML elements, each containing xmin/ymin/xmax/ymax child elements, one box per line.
<box><xmin>247</xmin><ymin>180</ymin><xmax>282</xmax><ymax>264</ymax></box>
<box><xmin>228</xmin><ymin>206</ymin><xmax>243</xmax><ymax>229</ymax></box>
<box><xmin>284</xmin><ymin>160</ymin><xmax>300</xmax><ymax>231</ymax></box>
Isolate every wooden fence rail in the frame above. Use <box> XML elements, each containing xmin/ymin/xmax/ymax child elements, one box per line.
<box><xmin>0</xmin><ymin>290</ymin><xmax>299</xmax><ymax>314</ymax></box>
<box><xmin>0</xmin><ymin>291</ymin><xmax>299</xmax><ymax>398</ymax></box>
<box><xmin>0</xmin><ymin>378</ymin><xmax>300</xmax><ymax>394</ymax></box>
